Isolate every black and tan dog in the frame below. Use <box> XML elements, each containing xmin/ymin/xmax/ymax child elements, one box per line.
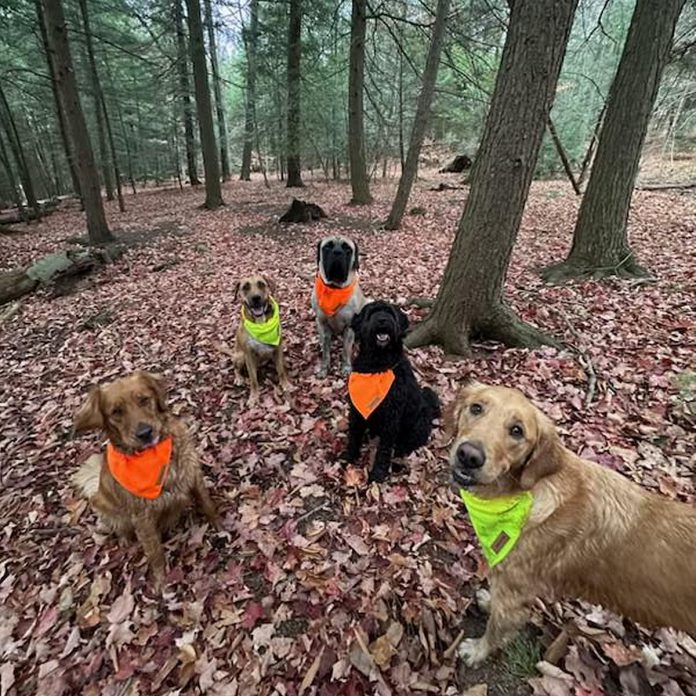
<box><xmin>233</xmin><ymin>274</ymin><xmax>289</xmax><ymax>404</ymax></box>
<box><xmin>343</xmin><ymin>301</ymin><xmax>440</xmax><ymax>482</ymax></box>
<box><xmin>311</xmin><ymin>236</ymin><xmax>365</xmax><ymax>377</ymax></box>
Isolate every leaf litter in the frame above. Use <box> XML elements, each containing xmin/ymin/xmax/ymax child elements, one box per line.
<box><xmin>0</xmin><ymin>175</ymin><xmax>694</xmax><ymax>695</ymax></box>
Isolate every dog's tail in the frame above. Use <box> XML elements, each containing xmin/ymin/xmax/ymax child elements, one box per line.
<box><xmin>72</xmin><ymin>454</ymin><xmax>102</xmax><ymax>499</ymax></box>
<box><xmin>422</xmin><ymin>387</ymin><xmax>441</xmax><ymax>420</ymax></box>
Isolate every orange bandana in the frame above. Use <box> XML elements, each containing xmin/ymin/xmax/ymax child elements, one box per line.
<box><xmin>314</xmin><ymin>275</ymin><xmax>357</xmax><ymax>316</ymax></box>
<box><xmin>348</xmin><ymin>370</ymin><xmax>395</xmax><ymax>419</ymax></box>
<box><xmin>106</xmin><ymin>437</ymin><xmax>173</xmax><ymax>499</ymax></box>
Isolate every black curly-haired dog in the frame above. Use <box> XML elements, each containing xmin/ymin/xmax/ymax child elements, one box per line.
<box><xmin>343</xmin><ymin>301</ymin><xmax>441</xmax><ymax>483</ymax></box>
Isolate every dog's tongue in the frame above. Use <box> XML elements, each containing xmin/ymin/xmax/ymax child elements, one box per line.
<box><xmin>251</xmin><ymin>306</ymin><xmax>265</xmax><ymax>318</ymax></box>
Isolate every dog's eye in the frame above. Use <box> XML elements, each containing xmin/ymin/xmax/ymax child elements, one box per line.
<box><xmin>138</xmin><ymin>395</ymin><xmax>150</xmax><ymax>407</ymax></box>
<box><xmin>242</xmin><ymin>283</ymin><xmax>251</xmax><ymax>292</ymax></box>
<box><xmin>111</xmin><ymin>406</ymin><xmax>123</xmax><ymax>418</ymax></box>
<box><xmin>469</xmin><ymin>403</ymin><xmax>483</xmax><ymax>416</ymax></box>
<box><xmin>510</xmin><ymin>424</ymin><xmax>524</xmax><ymax>439</ymax></box>
<box><xmin>257</xmin><ymin>281</ymin><xmax>266</xmax><ymax>290</ymax></box>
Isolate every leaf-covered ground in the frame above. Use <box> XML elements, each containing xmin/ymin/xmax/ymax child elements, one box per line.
<box><xmin>0</xmin><ymin>172</ymin><xmax>694</xmax><ymax>696</ymax></box>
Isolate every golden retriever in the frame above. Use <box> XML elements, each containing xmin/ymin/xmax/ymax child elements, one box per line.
<box><xmin>234</xmin><ymin>274</ymin><xmax>289</xmax><ymax>405</ymax></box>
<box><xmin>447</xmin><ymin>382</ymin><xmax>696</xmax><ymax>666</ymax></box>
<box><xmin>73</xmin><ymin>371</ymin><xmax>217</xmax><ymax>588</ymax></box>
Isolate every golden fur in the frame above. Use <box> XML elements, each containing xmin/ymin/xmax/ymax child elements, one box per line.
<box><xmin>447</xmin><ymin>382</ymin><xmax>696</xmax><ymax>666</ymax></box>
<box><xmin>234</xmin><ymin>274</ymin><xmax>289</xmax><ymax>405</ymax></box>
<box><xmin>73</xmin><ymin>371</ymin><xmax>217</xmax><ymax>587</ymax></box>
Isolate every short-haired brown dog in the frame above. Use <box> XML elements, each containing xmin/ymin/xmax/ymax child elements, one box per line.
<box><xmin>447</xmin><ymin>382</ymin><xmax>696</xmax><ymax>666</ymax></box>
<box><xmin>73</xmin><ymin>371</ymin><xmax>217</xmax><ymax>588</ymax></box>
<box><xmin>233</xmin><ymin>274</ymin><xmax>289</xmax><ymax>405</ymax></box>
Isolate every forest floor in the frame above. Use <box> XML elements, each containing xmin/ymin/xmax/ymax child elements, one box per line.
<box><xmin>0</xmin><ymin>167</ymin><xmax>695</xmax><ymax>696</ymax></box>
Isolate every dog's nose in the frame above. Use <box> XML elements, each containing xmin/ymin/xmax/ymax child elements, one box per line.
<box><xmin>250</xmin><ymin>294</ymin><xmax>263</xmax><ymax>305</ymax></box>
<box><xmin>456</xmin><ymin>442</ymin><xmax>486</xmax><ymax>469</ymax></box>
<box><xmin>135</xmin><ymin>423</ymin><xmax>154</xmax><ymax>443</ymax></box>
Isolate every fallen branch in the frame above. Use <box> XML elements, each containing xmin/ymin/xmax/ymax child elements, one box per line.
<box><xmin>404</xmin><ymin>296</ymin><xmax>434</xmax><ymax>309</ymax></box>
<box><xmin>636</xmin><ymin>181</ymin><xmax>696</xmax><ymax>192</ymax></box>
<box><xmin>442</xmin><ymin>628</ymin><xmax>466</xmax><ymax>660</ymax></box>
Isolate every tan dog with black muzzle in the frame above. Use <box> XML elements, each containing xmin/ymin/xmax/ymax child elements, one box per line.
<box><xmin>234</xmin><ymin>274</ymin><xmax>289</xmax><ymax>405</ymax></box>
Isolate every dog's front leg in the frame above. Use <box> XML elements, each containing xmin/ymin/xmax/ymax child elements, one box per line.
<box><xmin>193</xmin><ymin>475</ymin><xmax>219</xmax><ymax>529</ymax></box>
<box><xmin>274</xmin><ymin>346</ymin><xmax>290</xmax><ymax>391</ymax></box>
<box><xmin>133</xmin><ymin>513</ymin><xmax>166</xmax><ymax>589</ymax></box>
<box><xmin>343</xmin><ymin>406</ymin><xmax>367</xmax><ymax>464</ymax></box>
<box><xmin>369</xmin><ymin>422</ymin><xmax>398</xmax><ymax>483</ymax></box>
<box><xmin>244</xmin><ymin>352</ymin><xmax>260</xmax><ymax>405</ymax></box>
<box><xmin>340</xmin><ymin>327</ymin><xmax>354</xmax><ymax>376</ymax></box>
<box><xmin>316</xmin><ymin>319</ymin><xmax>331</xmax><ymax>377</ymax></box>
<box><xmin>458</xmin><ymin>577</ymin><xmax>531</xmax><ymax>667</ymax></box>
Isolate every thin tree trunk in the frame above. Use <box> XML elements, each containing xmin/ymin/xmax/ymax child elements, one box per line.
<box><xmin>347</xmin><ymin>0</ymin><xmax>372</xmax><ymax>203</ymax></box>
<box><xmin>384</xmin><ymin>0</ymin><xmax>450</xmax><ymax>229</ymax></box>
<box><xmin>240</xmin><ymin>0</ymin><xmax>258</xmax><ymax>181</ymax></box>
<box><xmin>100</xmin><ymin>88</ymin><xmax>125</xmax><ymax>211</ymax></box>
<box><xmin>78</xmin><ymin>0</ymin><xmax>113</xmax><ymax>202</ymax></box>
<box><xmin>0</xmin><ymin>132</ymin><xmax>24</xmax><ymax>212</ymax></box>
<box><xmin>185</xmin><ymin>0</ymin><xmax>224</xmax><ymax>208</ymax></box>
<box><xmin>406</xmin><ymin>0</ymin><xmax>578</xmax><ymax>354</ymax></box>
<box><xmin>203</xmin><ymin>0</ymin><xmax>230</xmax><ymax>182</ymax></box>
<box><xmin>547</xmin><ymin>117</ymin><xmax>580</xmax><ymax>195</ymax></box>
<box><xmin>543</xmin><ymin>0</ymin><xmax>686</xmax><ymax>282</ymax></box>
<box><xmin>398</xmin><ymin>42</ymin><xmax>405</xmax><ymax>173</ymax></box>
<box><xmin>175</xmin><ymin>0</ymin><xmax>201</xmax><ymax>186</ymax></box>
<box><xmin>0</xmin><ymin>84</ymin><xmax>41</xmax><ymax>219</ymax></box>
<box><xmin>286</xmin><ymin>0</ymin><xmax>304</xmax><ymax>187</ymax></box>
<box><xmin>42</xmin><ymin>0</ymin><xmax>112</xmax><ymax>244</ymax></box>
<box><xmin>36</xmin><ymin>0</ymin><xmax>80</xmax><ymax>199</ymax></box>
<box><xmin>577</xmin><ymin>103</ymin><xmax>605</xmax><ymax>185</ymax></box>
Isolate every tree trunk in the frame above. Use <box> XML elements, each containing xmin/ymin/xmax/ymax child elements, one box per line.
<box><xmin>203</xmin><ymin>0</ymin><xmax>230</xmax><ymax>182</ymax></box>
<box><xmin>175</xmin><ymin>0</ymin><xmax>201</xmax><ymax>186</ymax></box>
<box><xmin>42</xmin><ymin>0</ymin><xmax>113</xmax><ymax>244</ymax></box>
<box><xmin>542</xmin><ymin>0</ymin><xmax>686</xmax><ymax>283</ymax></box>
<box><xmin>240</xmin><ymin>0</ymin><xmax>258</xmax><ymax>181</ymax></box>
<box><xmin>384</xmin><ymin>0</ymin><xmax>449</xmax><ymax>229</ymax></box>
<box><xmin>0</xmin><ymin>84</ymin><xmax>41</xmax><ymax>219</ymax></box>
<box><xmin>36</xmin><ymin>0</ymin><xmax>80</xmax><ymax>199</ymax></box>
<box><xmin>78</xmin><ymin>0</ymin><xmax>114</xmax><ymax>202</ymax></box>
<box><xmin>546</xmin><ymin>117</ymin><xmax>580</xmax><ymax>195</ymax></box>
<box><xmin>0</xmin><ymin>132</ymin><xmax>24</xmax><ymax>212</ymax></box>
<box><xmin>347</xmin><ymin>0</ymin><xmax>372</xmax><ymax>204</ymax></box>
<box><xmin>185</xmin><ymin>0</ymin><xmax>224</xmax><ymax>209</ymax></box>
<box><xmin>406</xmin><ymin>0</ymin><xmax>578</xmax><ymax>355</ymax></box>
<box><xmin>286</xmin><ymin>0</ymin><xmax>304</xmax><ymax>187</ymax></box>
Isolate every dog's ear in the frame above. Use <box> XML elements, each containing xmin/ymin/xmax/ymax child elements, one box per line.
<box><xmin>394</xmin><ymin>306</ymin><xmax>409</xmax><ymax>335</ymax></box>
<box><xmin>350</xmin><ymin>307</ymin><xmax>365</xmax><ymax>334</ymax></box>
<box><xmin>316</xmin><ymin>240</ymin><xmax>323</xmax><ymax>269</ymax></box>
<box><xmin>234</xmin><ymin>280</ymin><xmax>241</xmax><ymax>299</ymax></box>
<box><xmin>443</xmin><ymin>379</ymin><xmax>483</xmax><ymax>437</ymax></box>
<box><xmin>74</xmin><ymin>386</ymin><xmax>104</xmax><ymax>432</ymax></box>
<box><xmin>137</xmin><ymin>371</ymin><xmax>168</xmax><ymax>413</ymax></box>
<box><xmin>262</xmin><ymin>275</ymin><xmax>276</xmax><ymax>295</ymax></box>
<box><xmin>352</xmin><ymin>241</ymin><xmax>359</xmax><ymax>271</ymax></box>
<box><xmin>520</xmin><ymin>411</ymin><xmax>563</xmax><ymax>489</ymax></box>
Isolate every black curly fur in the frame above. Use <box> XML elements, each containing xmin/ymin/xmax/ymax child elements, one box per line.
<box><xmin>343</xmin><ymin>301</ymin><xmax>441</xmax><ymax>483</ymax></box>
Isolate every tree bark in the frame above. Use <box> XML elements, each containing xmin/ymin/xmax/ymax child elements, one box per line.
<box><xmin>203</xmin><ymin>0</ymin><xmax>230</xmax><ymax>182</ymax></box>
<box><xmin>286</xmin><ymin>0</ymin><xmax>304</xmax><ymax>187</ymax></box>
<box><xmin>347</xmin><ymin>0</ymin><xmax>372</xmax><ymax>204</ymax></box>
<box><xmin>42</xmin><ymin>0</ymin><xmax>113</xmax><ymax>244</ymax></box>
<box><xmin>185</xmin><ymin>0</ymin><xmax>224</xmax><ymax>209</ymax></box>
<box><xmin>406</xmin><ymin>0</ymin><xmax>578</xmax><ymax>354</ymax></box>
<box><xmin>36</xmin><ymin>0</ymin><xmax>80</xmax><ymax>199</ymax></box>
<box><xmin>546</xmin><ymin>117</ymin><xmax>580</xmax><ymax>195</ymax></box>
<box><xmin>0</xmin><ymin>132</ymin><xmax>24</xmax><ymax>212</ymax></box>
<box><xmin>542</xmin><ymin>0</ymin><xmax>686</xmax><ymax>283</ymax></box>
<box><xmin>384</xmin><ymin>0</ymin><xmax>449</xmax><ymax>229</ymax></box>
<box><xmin>0</xmin><ymin>84</ymin><xmax>41</xmax><ymax>219</ymax></box>
<box><xmin>240</xmin><ymin>0</ymin><xmax>258</xmax><ymax>181</ymax></box>
<box><xmin>175</xmin><ymin>0</ymin><xmax>201</xmax><ymax>186</ymax></box>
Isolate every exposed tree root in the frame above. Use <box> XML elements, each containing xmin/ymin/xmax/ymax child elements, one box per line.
<box><xmin>541</xmin><ymin>254</ymin><xmax>651</xmax><ymax>283</ymax></box>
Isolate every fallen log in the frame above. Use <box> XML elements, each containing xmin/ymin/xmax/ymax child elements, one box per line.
<box><xmin>636</xmin><ymin>182</ymin><xmax>696</xmax><ymax>192</ymax></box>
<box><xmin>429</xmin><ymin>182</ymin><xmax>463</xmax><ymax>191</ymax></box>
<box><xmin>279</xmin><ymin>198</ymin><xmax>327</xmax><ymax>223</ymax></box>
<box><xmin>0</xmin><ymin>245</ymin><xmax>124</xmax><ymax>306</ymax></box>
<box><xmin>438</xmin><ymin>154</ymin><xmax>472</xmax><ymax>173</ymax></box>
<box><xmin>0</xmin><ymin>197</ymin><xmax>62</xmax><ymax>226</ymax></box>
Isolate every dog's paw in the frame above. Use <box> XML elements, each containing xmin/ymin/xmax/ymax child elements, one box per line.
<box><xmin>316</xmin><ymin>364</ymin><xmax>329</xmax><ymax>378</ymax></box>
<box><xmin>341</xmin><ymin>450</ymin><xmax>358</xmax><ymax>466</ymax></box>
<box><xmin>367</xmin><ymin>467</ymin><xmax>389</xmax><ymax>484</ymax></box>
<box><xmin>340</xmin><ymin>363</ymin><xmax>352</xmax><ymax>377</ymax></box>
<box><xmin>457</xmin><ymin>637</ymin><xmax>490</xmax><ymax>667</ymax></box>
<box><xmin>475</xmin><ymin>588</ymin><xmax>491</xmax><ymax>614</ymax></box>
<box><xmin>247</xmin><ymin>392</ymin><xmax>259</xmax><ymax>407</ymax></box>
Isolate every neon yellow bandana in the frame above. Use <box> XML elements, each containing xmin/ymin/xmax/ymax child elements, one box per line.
<box><xmin>459</xmin><ymin>489</ymin><xmax>533</xmax><ymax>567</ymax></box>
<box><xmin>242</xmin><ymin>298</ymin><xmax>281</xmax><ymax>346</ymax></box>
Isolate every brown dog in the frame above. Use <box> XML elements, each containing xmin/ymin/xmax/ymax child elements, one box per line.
<box><xmin>234</xmin><ymin>274</ymin><xmax>289</xmax><ymax>404</ymax></box>
<box><xmin>72</xmin><ymin>371</ymin><xmax>217</xmax><ymax>587</ymax></box>
<box><xmin>447</xmin><ymin>382</ymin><xmax>696</xmax><ymax>666</ymax></box>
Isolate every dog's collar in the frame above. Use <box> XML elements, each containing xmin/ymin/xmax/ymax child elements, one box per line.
<box><xmin>348</xmin><ymin>369</ymin><xmax>395</xmax><ymax>419</ymax></box>
<box><xmin>458</xmin><ymin>489</ymin><xmax>534</xmax><ymax>568</ymax></box>
<box><xmin>242</xmin><ymin>297</ymin><xmax>281</xmax><ymax>346</ymax></box>
<box><xmin>314</xmin><ymin>275</ymin><xmax>357</xmax><ymax>316</ymax></box>
<box><xmin>106</xmin><ymin>436</ymin><xmax>173</xmax><ymax>499</ymax></box>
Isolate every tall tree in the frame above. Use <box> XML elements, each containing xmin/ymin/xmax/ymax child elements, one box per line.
<box><xmin>175</xmin><ymin>0</ymin><xmax>201</xmax><ymax>186</ymax></box>
<box><xmin>240</xmin><ymin>0</ymin><xmax>258</xmax><ymax>181</ymax></box>
<box><xmin>384</xmin><ymin>0</ymin><xmax>450</xmax><ymax>229</ymax></box>
<box><xmin>285</xmin><ymin>0</ymin><xmax>304</xmax><ymax>187</ymax></box>
<box><xmin>406</xmin><ymin>0</ymin><xmax>578</xmax><ymax>354</ymax></box>
<box><xmin>543</xmin><ymin>0</ymin><xmax>687</xmax><ymax>282</ymax></box>
<box><xmin>42</xmin><ymin>0</ymin><xmax>112</xmax><ymax>244</ymax></box>
<box><xmin>36</xmin><ymin>0</ymin><xmax>80</xmax><ymax>200</ymax></box>
<box><xmin>203</xmin><ymin>0</ymin><xmax>230</xmax><ymax>182</ymax></box>
<box><xmin>185</xmin><ymin>0</ymin><xmax>224</xmax><ymax>208</ymax></box>
<box><xmin>347</xmin><ymin>0</ymin><xmax>371</xmax><ymax>203</ymax></box>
